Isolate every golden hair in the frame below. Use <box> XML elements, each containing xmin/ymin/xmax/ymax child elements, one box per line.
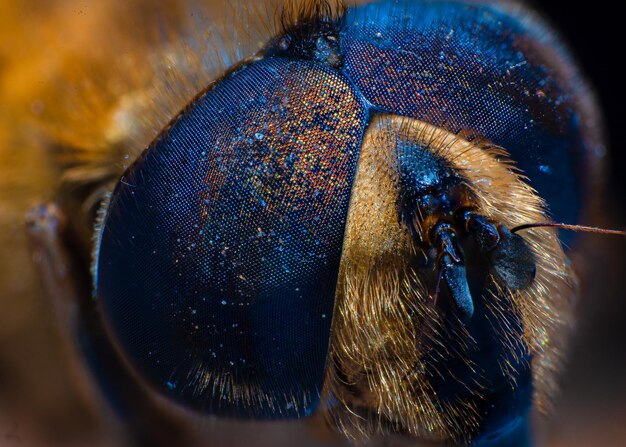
<box><xmin>323</xmin><ymin>114</ymin><xmax>577</xmax><ymax>443</ymax></box>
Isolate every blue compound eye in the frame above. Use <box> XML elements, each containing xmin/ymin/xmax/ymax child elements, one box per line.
<box><xmin>94</xmin><ymin>0</ymin><xmax>606</xmax><ymax>443</ymax></box>
<box><xmin>96</xmin><ymin>58</ymin><xmax>367</xmax><ymax>418</ymax></box>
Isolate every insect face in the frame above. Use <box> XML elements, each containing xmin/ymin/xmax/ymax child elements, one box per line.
<box><xmin>24</xmin><ymin>0</ymin><xmax>618</xmax><ymax>445</ymax></box>
<box><xmin>325</xmin><ymin>115</ymin><xmax>573</xmax><ymax>442</ymax></box>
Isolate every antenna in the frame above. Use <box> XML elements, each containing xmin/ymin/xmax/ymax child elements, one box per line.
<box><xmin>511</xmin><ymin>222</ymin><xmax>626</xmax><ymax>236</ymax></box>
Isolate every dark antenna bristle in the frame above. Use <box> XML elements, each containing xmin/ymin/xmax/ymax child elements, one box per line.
<box><xmin>511</xmin><ymin>222</ymin><xmax>626</xmax><ymax>236</ymax></box>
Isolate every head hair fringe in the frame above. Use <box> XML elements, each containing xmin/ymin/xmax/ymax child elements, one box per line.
<box><xmin>279</xmin><ymin>0</ymin><xmax>347</xmax><ymax>34</ymax></box>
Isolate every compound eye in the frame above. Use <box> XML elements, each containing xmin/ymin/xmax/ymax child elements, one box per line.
<box><xmin>95</xmin><ymin>58</ymin><xmax>366</xmax><ymax>417</ymax></box>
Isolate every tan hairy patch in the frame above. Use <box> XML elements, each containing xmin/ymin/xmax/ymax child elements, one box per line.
<box><xmin>323</xmin><ymin>114</ymin><xmax>577</xmax><ymax>442</ymax></box>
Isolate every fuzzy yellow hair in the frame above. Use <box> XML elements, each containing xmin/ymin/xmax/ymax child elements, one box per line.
<box><xmin>323</xmin><ymin>114</ymin><xmax>577</xmax><ymax>443</ymax></box>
